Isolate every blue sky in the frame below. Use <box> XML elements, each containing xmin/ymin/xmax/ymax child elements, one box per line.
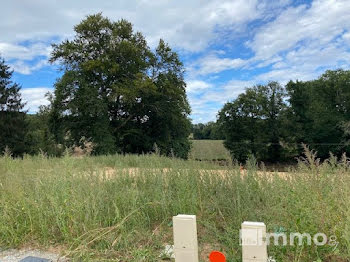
<box><xmin>1</xmin><ymin>0</ymin><xmax>350</xmax><ymax>123</ymax></box>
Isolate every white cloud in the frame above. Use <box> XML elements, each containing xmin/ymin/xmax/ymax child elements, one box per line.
<box><xmin>186</xmin><ymin>80</ymin><xmax>212</xmax><ymax>93</ymax></box>
<box><xmin>21</xmin><ymin>87</ymin><xmax>53</xmax><ymax>113</ymax></box>
<box><xmin>0</xmin><ymin>0</ymin><xmax>266</xmax><ymax>52</ymax></box>
<box><xmin>189</xmin><ymin>79</ymin><xmax>256</xmax><ymax>123</ymax></box>
<box><xmin>190</xmin><ymin>54</ymin><xmax>247</xmax><ymax>76</ymax></box>
<box><xmin>0</xmin><ymin>0</ymin><xmax>281</xmax><ymax>77</ymax></box>
<box><xmin>0</xmin><ymin>42</ymin><xmax>52</xmax><ymax>74</ymax></box>
<box><xmin>233</xmin><ymin>0</ymin><xmax>350</xmax><ymax>94</ymax></box>
<box><xmin>195</xmin><ymin>0</ymin><xmax>350</xmax><ymax>78</ymax></box>
<box><xmin>191</xmin><ymin>107</ymin><xmax>219</xmax><ymax>123</ymax></box>
<box><xmin>0</xmin><ymin>42</ymin><xmax>51</xmax><ymax>61</ymax></box>
<box><xmin>343</xmin><ymin>32</ymin><xmax>350</xmax><ymax>44</ymax></box>
<box><xmin>202</xmin><ymin>80</ymin><xmax>256</xmax><ymax>103</ymax></box>
<box><xmin>11</xmin><ymin>60</ymin><xmax>49</xmax><ymax>75</ymax></box>
<box><xmin>247</xmin><ymin>0</ymin><xmax>350</xmax><ymax>62</ymax></box>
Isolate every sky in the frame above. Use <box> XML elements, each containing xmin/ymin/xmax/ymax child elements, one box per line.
<box><xmin>1</xmin><ymin>0</ymin><xmax>350</xmax><ymax>123</ymax></box>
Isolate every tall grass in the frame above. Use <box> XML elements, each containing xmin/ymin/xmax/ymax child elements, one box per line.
<box><xmin>0</xmin><ymin>151</ymin><xmax>350</xmax><ymax>261</ymax></box>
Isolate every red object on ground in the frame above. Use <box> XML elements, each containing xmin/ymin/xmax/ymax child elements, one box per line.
<box><xmin>209</xmin><ymin>251</ymin><xmax>226</xmax><ymax>262</ymax></box>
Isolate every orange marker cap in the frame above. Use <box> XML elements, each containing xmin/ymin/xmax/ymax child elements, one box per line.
<box><xmin>209</xmin><ymin>251</ymin><xmax>226</xmax><ymax>262</ymax></box>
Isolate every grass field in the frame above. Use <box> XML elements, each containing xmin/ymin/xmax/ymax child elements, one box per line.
<box><xmin>190</xmin><ymin>140</ymin><xmax>230</xmax><ymax>161</ymax></box>
<box><xmin>1</xmin><ymin>152</ymin><xmax>350</xmax><ymax>261</ymax></box>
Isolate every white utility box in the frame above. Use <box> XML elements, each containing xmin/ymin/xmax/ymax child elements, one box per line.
<box><xmin>173</xmin><ymin>214</ymin><xmax>199</xmax><ymax>262</ymax></box>
<box><xmin>241</xmin><ymin>221</ymin><xmax>267</xmax><ymax>262</ymax></box>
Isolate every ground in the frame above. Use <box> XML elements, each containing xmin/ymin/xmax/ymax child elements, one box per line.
<box><xmin>0</xmin><ymin>152</ymin><xmax>349</xmax><ymax>261</ymax></box>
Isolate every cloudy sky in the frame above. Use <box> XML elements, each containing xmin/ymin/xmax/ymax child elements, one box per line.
<box><xmin>1</xmin><ymin>0</ymin><xmax>350</xmax><ymax>123</ymax></box>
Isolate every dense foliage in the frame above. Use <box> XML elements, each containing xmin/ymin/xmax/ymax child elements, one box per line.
<box><xmin>0</xmin><ymin>57</ymin><xmax>29</xmax><ymax>156</ymax></box>
<box><xmin>218</xmin><ymin>82</ymin><xmax>286</xmax><ymax>162</ymax></box>
<box><xmin>192</xmin><ymin>121</ymin><xmax>224</xmax><ymax>140</ymax></box>
<box><xmin>286</xmin><ymin>70</ymin><xmax>350</xmax><ymax>159</ymax></box>
<box><xmin>49</xmin><ymin>14</ymin><xmax>191</xmax><ymax>158</ymax></box>
<box><xmin>219</xmin><ymin>70</ymin><xmax>350</xmax><ymax>162</ymax></box>
<box><xmin>25</xmin><ymin>95</ymin><xmax>63</xmax><ymax>157</ymax></box>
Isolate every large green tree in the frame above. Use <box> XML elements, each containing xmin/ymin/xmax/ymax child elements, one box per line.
<box><xmin>0</xmin><ymin>57</ymin><xmax>28</xmax><ymax>156</ymax></box>
<box><xmin>286</xmin><ymin>69</ymin><xmax>350</xmax><ymax>158</ymax></box>
<box><xmin>49</xmin><ymin>14</ymin><xmax>191</xmax><ymax>158</ymax></box>
<box><xmin>218</xmin><ymin>82</ymin><xmax>286</xmax><ymax>162</ymax></box>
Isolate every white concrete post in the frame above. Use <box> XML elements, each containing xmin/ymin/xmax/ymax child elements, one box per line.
<box><xmin>173</xmin><ymin>214</ymin><xmax>199</xmax><ymax>262</ymax></box>
<box><xmin>241</xmin><ymin>221</ymin><xmax>267</xmax><ymax>262</ymax></box>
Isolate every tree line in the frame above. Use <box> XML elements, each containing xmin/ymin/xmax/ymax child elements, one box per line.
<box><xmin>191</xmin><ymin>122</ymin><xmax>224</xmax><ymax>140</ymax></box>
<box><xmin>218</xmin><ymin>71</ymin><xmax>350</xmax><ymax>162</ymax></box>
<box><xmin>1</xmin><ymin>14</ymin><xmax>350</xmax><ymax>162</ymax></box>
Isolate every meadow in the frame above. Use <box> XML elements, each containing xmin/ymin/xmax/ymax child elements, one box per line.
<box><xmin>0</xmin><ymin>150</ymin><xmax>350</xmax><ymax>261</ymax></box>
<box><xmin>189</xmin><ymin>140</ymin><xmax>230</xmax><ymax>161</ymax></box>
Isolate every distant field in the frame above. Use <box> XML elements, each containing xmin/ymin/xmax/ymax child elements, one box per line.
<box><xmin>190</xmin><ymin>139</ymin><xmax>230</xmax><ymax>161</ymax></box>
